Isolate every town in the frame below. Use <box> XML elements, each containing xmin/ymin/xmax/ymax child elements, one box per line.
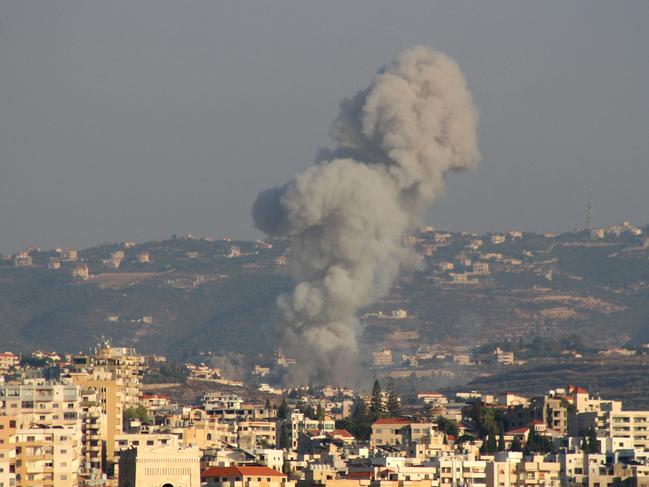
<box><xmin>3</xmin><ymin>2</ymin><xmax>648</xmax><ymax>485</ymax></box>
<box><xmin>1</xmin><ymin>342</ymin><xmax>649</xmax><ymax>486</ymax></box>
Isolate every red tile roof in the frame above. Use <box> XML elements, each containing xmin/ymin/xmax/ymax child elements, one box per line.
<box><xmin>373</xmin><ymin>418</ymin><xmax>411</xmax><ymax>425</ymax></box>
<box><xmin>202</xmin><ymin>466</ymin><xmax>286</xmax><ymax>479</ymax></box>
<box><xmin>331</xmin><ymin>429</ymin><xmax>354</xmax><ymax>438</ymax></box>
<box><xmin>348</xmin><ymin>471</ymin><xmax>372</xmax><ymax>479</ymax></box>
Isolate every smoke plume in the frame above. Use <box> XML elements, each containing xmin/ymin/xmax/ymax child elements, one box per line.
<box><xmin>252</xmin><ymin>46</ymin><xmax>480</xmax><ymax>385</ymax></box>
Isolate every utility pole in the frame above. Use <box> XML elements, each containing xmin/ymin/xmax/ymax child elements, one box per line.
<box><xmin>585</xmin><ymin>187</ymin><xmax>592</xmax><ymax>230</ymax></box>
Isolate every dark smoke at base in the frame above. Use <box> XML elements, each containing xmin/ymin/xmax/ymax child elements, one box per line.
<box><xmin>253</xmin><ymin>46</ymin><xmax>480</xmax><ymax>386</ymax></box>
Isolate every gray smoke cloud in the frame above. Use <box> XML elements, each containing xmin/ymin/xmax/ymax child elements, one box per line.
<box><xmin>252</xmin><ymin>46</ymin><xmax>480</xmax><ymax>385</ymax></box>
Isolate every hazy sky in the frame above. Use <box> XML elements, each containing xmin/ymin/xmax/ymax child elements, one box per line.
<box><xmin>1</xmin><ymin>1</ymin><xmax>647</xmax><ymax>254</ymax></box>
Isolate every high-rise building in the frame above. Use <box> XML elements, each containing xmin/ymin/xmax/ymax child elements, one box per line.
<box><xmin>68</xmin><ymin>371</ymin><xmax>126</xmax><ymax>467</ymax></box>
<box><xmin>0</xmin><ymin>415</ymin><xmax>17</xmax><ymax>487</ymax></box>
<box><xmin>14</xmin><ymin>426</ymin><xmax>81</xmax><ymax>487</ymax></box>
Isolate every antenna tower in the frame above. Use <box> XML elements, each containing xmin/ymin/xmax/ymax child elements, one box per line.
<box><xmin>585</xmin><ymin>187</ymin><xmax>592</xmax><ymax>230</ymax></box>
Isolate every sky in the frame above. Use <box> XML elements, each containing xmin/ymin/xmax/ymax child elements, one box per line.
<box><xmin>0</xmin><ymin>1</ymin><xmax>648</xmax><ymax>254</ymax></box>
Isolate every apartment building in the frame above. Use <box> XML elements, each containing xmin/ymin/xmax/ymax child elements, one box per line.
<box><xmin>552</xmin><ymin>452</ymin><xmax>607</xmax><ymax>486</ymax></box>
<box><xmin>201</xmin><ymin>465</ymin><xmax>292</xmax><ymax>487</ymax></box>
<box><xmin>70</xmin><ymin>263</ymin><xmax>89</xmax><ymax>280</ymax></box>
<box><xmin>0</xmin><ymin>415</ymin><xmax>17</xmax><ymax>487</ymax></box>
<box><xmin>79</xmin><ymin>388</ymin><xmax>106</xmax><ymax>473</ymax></box>
<box><xmin>602</xmin><ymin>410</ymin><xmax>649</xmax><ymax>450</ymax></box>
<box><xmin>238</xmin><ymin>420</ymin><xmax>277</xmax><ymax>449</ymax></box>
<box><xmin>486</xmin><ymin>456</ymin><xmax>521</xmax><ymax>487</ymax></box>
<box><xmin>59</xmin><ymin>249</ymin><xmax>78</xmax><ymax>261</ymax></box>
<box><xmin>513</xmin><ymin>456</ymin><xmax>560</xmax><ymax>487</ymax></box>
<box><xmin>493</xmin><ymin>348</ymin><xmax>515</xmax><ymax>365</ymax></box>
<box><xmin>432</xmin><ymin>456</ymin><xmax>487</xmax><ymax>486</ymax></box>
<box><xmin>117</xmin><ymin>446</ymin><xmax>201</xmax><ymax>487</ymax></box>
<box><xmin>530</xmin><ymin>396</ymin><xmax>569</xmax><ymax>435</ymax></box>
<box><xmin>0</xmin><ymin>381</ymin><xmax>81</xmax><ymax>431</ymax></box>
<box><xmin>92</xmin><ymin>345</ymin><xmax>144</xmax><ymax>407</ymax></box>
<box><xmin>176</xmin><ymin>419</ymin><xmax>237</xmax><ymax>449</ymax></box>
<box><xmin>568</xmin><ymin>393</ymin><xmax>623</xmax><ymax>437</ymax></box>
<box><xmin>0</xmin><ymin>353</ymin><xmax>19</xmax><ymax>372</ymax></box>
<box><xmin>204</xmin><ymin>393</ymin><xmax>243</xmax><ymax>413</ymax></box>
<box><xmin>114</xmin><ymin>433</ymin><xmax>178</xmax><ymax>463</ymax></box>
<box><xmin>69</xmin><ymin>371</ymin><xmax>126</xmax><ymax>463</ymax></box>
<box><xmin>12</xmin><ymin>252</ymin><xmax>32</xmax><ymax>268</ymax></box>
<box><xmin>14</xmin><ymin>426</ymin><xmax>81</xmax><ymax>487</ymax></box>
<box><xmin>371</xmin><ymin>349</ymin><xmax>393</xmax><ymax>368</ymax></box>
<box><xmin>287</xmin><ymin>411</ymin><xmax>336</xmax><ymax>450</ymax></box>
<box><xmin>370</xmin><ymin>419</ymin><xmax>436</xmax><ymax>449</ymax></box>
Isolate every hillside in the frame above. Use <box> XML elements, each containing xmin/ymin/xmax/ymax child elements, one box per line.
<box><xmin>1</xmin><ymin>224</ymin><xmax>649</xmax><ymax>360</ymax></box>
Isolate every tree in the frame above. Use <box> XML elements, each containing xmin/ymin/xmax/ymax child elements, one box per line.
<box><xmin>278</xmin><ymin>422</ymin><xmax>291</xmax><ymax>450</ymax></box>
<box><xmin>524</xmin><ymin>426</ymin><xmax>554</xmax><ymax>455</ymax></box>
<box><xmin>523</xmin><ymin>428</ymin><xmax>536</xmax><ymax>455</ymax></box>
<box><xmin>352</xmin><ymin>397</ymin><xmax>368</xmax><ymax>422</ymax></box>
<box><xmin>316</xmin><ymin>404</ymin><xmax>325</xmax><ymax>421</ymax></box>
<box><xmin>123</xmin><ymin>405</ymin><xmax>150</xmax><ymax>430</ymax></box>
<box><xmin>481</xmin><ymin>432</ymin><xmax>497</xmax><ymax>454</ymax></box>
<box><xmin>456</xmin><ymin>434</ymin><xmax>475</xmax><ymax>445</ymax></box>
<box><xmin>469</xmin><ymin>401</ymin><xmax>498</xmax><ymax>439</ymax></box>
<box><xmin>510</xmin><ymin>435</ymin><xmax>522</xmax><ymax>452</ymax></box>
<box><xmin>278</xmin><ymin>398</ymin><xmax>290</xmax><ymax>420</ymax></box>
<box><xmin>424</xmin><ymin>401</ymin><xmax>437</xmax><ymax>419</ymax></box>
<box><xmin>386</xmin><ymin>380</ymin><xmax>400</xmax><ymax>416</ymax></box>
<box><xmin>370</xmin><ymin>380</ymin><xmax>383</xmax><ymax>417</ymax></box>
<box><xmin>481</xmin><ymin>408</ymin><xmax>498</xmax><ymax>439</ymax></box>
<box><xmin>304</xmin><ymin>404</ymin><xmax>316</xmax><ymax>420</ymax></box>
<box><xmin>264</xmin><ymin>398</ymin><xmax>272</xmax><ymax>409</ymax></box>
<box><xmin>586</xmin><ymin>427</ymin><xmax>599</xmax><ymax>454</ymax></box>
<box><xmin>498</xmin><ymin>428</ymin><xmax>506</xmax><ymax>452</ymax></box>
<box><xmin>436</xmin><ymin>416</ymin><xmax>459</xmax><ymax>437</ymax></box>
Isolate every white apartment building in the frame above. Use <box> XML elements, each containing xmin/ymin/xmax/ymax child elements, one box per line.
<box><xmin>0</xmin><ymin>381</ymin><xmax>81</xmax><ymax>431</ymax></box>
<box><xmin>432</xmin><ymin>455</ymin><xmax>487</xmax><ymax>486</ymax></box>
<box><xmin>603</xmin><ymin>411</ymin><xmax>649</xmax><ymax>450</ymax></box>
<box><xmin>287</xmin><ymin>411</ymin><xmax>335</xmax><ymax>450</ymax></box>
<box><xmin>203</xmin><ymin>393</ymin><xmax>244</xmax><ymax>414</ymax></box>
<box><xmin>14</xmin><ymin>427</ymin><xmax>81</xmax><ymax>487</ymax></box>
